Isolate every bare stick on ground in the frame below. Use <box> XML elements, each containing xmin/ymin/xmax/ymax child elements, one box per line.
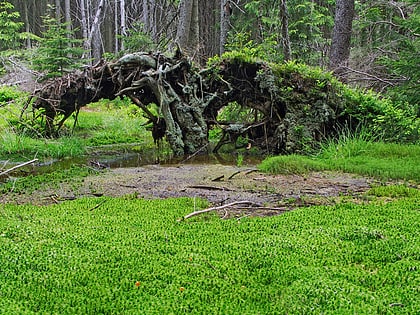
<box><xmin>180</xmin><ymin>201</ymin><xmax>260</xmax><ymax>221</ymax></box>
<box><xmin>0</xmin><ymin>159</ymin><xmax>39</xmax><ymax>176</ymax></box>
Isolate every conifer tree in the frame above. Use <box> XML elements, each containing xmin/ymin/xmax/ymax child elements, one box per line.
<box><xmin>0</xmin><ymin>1</ymin><xmax>23</xmax><ymax>51</ymax></box>
<box><xmin>33</xmin><ymin>7</ymin><xmax>85</xmax><ymax>78</ymax></box>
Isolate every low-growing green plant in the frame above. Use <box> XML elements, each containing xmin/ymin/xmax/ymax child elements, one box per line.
<box><xmin>260</xmin><ymin>140</ymin><xmax>420</xmax><ymax>181</ymax></box>
<box><xmin>0</xmin><ymin>196</ymin><xmax>418</xmax><ymax>314</ymax></box>
<box><xmin>259</xmin><ymin>154</ymin><xmax>325</xmax><ymax>175</ymax></box>
<box><xmin>0</xmin><ymin>99</ymin><xmax>155</xmax><ymax>161</ymax></box>
<box><xmin>0</xmin><ymin>86</ymin><xmax>24</xmax><ymax>105</ymax></box>
<box><xmin>0</xmin><ymin>165</ymin><xmax>96</xmax><ymax>195</ymax></box>
<box><xmin>366</xmin><ymin>184</ymin><xmax>420</xmax><ymax>199</ymax></box>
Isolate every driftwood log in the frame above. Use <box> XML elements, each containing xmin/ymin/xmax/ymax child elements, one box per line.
<box><xmin>25</xmin><ymin>49</ymin><xmax>352</xmax><ymax>156</ymax></box>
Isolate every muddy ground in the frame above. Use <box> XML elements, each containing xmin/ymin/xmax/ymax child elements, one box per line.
<box><xmin>1</xmin><ymin>163</ymin><xmax>374</xmax><ymax>218</ymax></box>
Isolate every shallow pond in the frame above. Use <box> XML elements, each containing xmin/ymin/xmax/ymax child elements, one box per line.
<box><xmin>0</xmin><ymin>144</ymin><xmax>262</xmax><ymax>181</ymax></box>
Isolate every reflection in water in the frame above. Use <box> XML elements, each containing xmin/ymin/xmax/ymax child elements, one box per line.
<box><xmin>1</xmin><ymin>145</ymin><xmax>262</xmax><ymax>181</ymax></box>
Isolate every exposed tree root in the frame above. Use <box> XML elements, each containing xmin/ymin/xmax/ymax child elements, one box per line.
<box><xmin>26</xmin><ymin>50</ymin><xmax>355</xmax><ymax>155</ymax></box>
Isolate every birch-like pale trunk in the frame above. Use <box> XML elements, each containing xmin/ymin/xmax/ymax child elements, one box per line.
<box><xmin>79</xmin><ymin>0</ymin><xmax>89</xmax><ymax>59</ymax></box>
<box><xmin>220</xmin><ymin>0</ymin><xmax>230</xmax><ymax>55</ymax></box>
<box><xmin>120</xmin><ymin>0</ymin><xmax>126</xmax><ymax>51</ymax></box>
<box><xmin>114</xmin><ymin>0</ymin><xmax>119</xmax><ymax>53</ymax></box>
<box><xmin>84</xmin><ymin>0</ymin><xmax>105</xmax><ymax>61</ymax></box>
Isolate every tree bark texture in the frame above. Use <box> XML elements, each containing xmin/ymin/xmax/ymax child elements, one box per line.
<box><xmin>220</xmin><ymin>0</ymin><xmax>230</xmax><ymax>55</ymax></box>
<box><xmin>329</xmin><ymin>0</ymin><xmax>355</xmax><ymax>78</ymax></box>
<box><xmin>280</xmin><ymin>0</ymin><xmax>291</xmax><ymax>61</ymax></box>
<box><xmin>175</xmin><ymin>0</ymin><xmax>199</xmax><ymax>58</ymax></box>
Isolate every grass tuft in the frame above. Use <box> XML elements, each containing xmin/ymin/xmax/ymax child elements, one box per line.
<box><xmin>0</xmin><ymin>99</ymin><xmax>154</xmax><ymax>161</ymax></box>
<box><xmin>260</xmin><ymin>133</ymin><xmax>420</xmax><ymax>181</ymax></box>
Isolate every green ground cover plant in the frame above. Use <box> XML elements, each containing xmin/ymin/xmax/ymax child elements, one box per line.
<box><xmin>259</xmin><ymin>135</ymin><xmax>420</xmax><ymax>181</ymax></box>
<box><xmin>0</xmin><ymin>96</ymin><xmax>155</xmax><ymax>161</ymax></box>
<box><xmin>0</xmin><ymin>165</ymin><xmax>96</xmax><ymax>195</ymax></box>
<box><xmin>0</xmin><ymin>194</ymin><xmax>419</xmax><ymax>314</ymax></box>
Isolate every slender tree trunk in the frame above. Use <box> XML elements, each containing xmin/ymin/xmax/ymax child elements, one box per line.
<box><xmin>189</xmin><ymin>0</ymin><xmax>199</xmax><ymax>54</ymax></box>
<box><xmin>176</xmin><ymin>0</ymin><xmax>193</xmax><ymax>50</ymax></box>
<box><xmin>65</xmin><ymin>0</ymin><xmax>71</xmax><ymax>33</ymax></box>
<box><xmin>199</xmin><ymin>0</ymin><xmax>219</xmax><ymax>60</ymax></box>
<box><xmin>55</xmin><ymin>0</ymin><xmax>61</xmax><ymax>20</ymax></box>
<box><xmin>176</xmin><ymin>0</ymin><xmax>200</xmax><ymax>57</ymax></box>
<box><xmin>85</xmin><ymin>0</ymin><xmax>105</xmax><ymax>62</ymax></box>
<box><xmin>220</xmin><ymin>0</ymin><xmax>231</xmax><ymax>55</ymax></box>
<box><xmin>120</xmin><ymin>0</ymin><xmax>126</xmax><ymax>51</ymax></box>
<box><xmin>79</xmin><ymin>0</ymin><xmax>89</xmax><ymax>59</ymax></box>
<box><xmin>280</xmin><ymin>0</ymin><xmax>291</xmax><ymax>61</ymax></box>
<box><xmin>23</xmin><ymin>1</ymin><xmax>31</xmax><ymax>48</ymax></box>
<box><xmin>114</xmin><ymin>0</ymin><xmax>119</xmax><ymax>53</ymax></box>
<box><xmin>79</xmin><ymin>0</ymin><xmax>88</xmax><ymax>39</ymax></box>
<box><xmin>329</xmin><ymin>0</ymin><xmax>355</xmax><ymax>78</ymax></box>
<box><xmin>142</xmin><ymin>0</ymin><xmax>150</xmax><ymax>34</ymax></box>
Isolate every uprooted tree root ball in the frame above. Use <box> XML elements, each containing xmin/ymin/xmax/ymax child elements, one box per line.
<box><xmin>24</xmin><ymin>50</ymin><xmax>355</xmax><ymax>155</ymax></box>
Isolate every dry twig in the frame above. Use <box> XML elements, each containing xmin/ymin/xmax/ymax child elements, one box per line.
<box><xmin>180</xmin><ymin>201</ymin><xmax>260</xmax><ymax>221</ymax></box>
<box><xmin>0</xmin><ymin>159</ymin><xmax>38</xmax><ymax>176</ymax></box>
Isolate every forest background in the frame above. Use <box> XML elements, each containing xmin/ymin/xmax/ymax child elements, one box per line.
<box><xmin>1</xmin><ymin>0</ymin><xmax>419</xmax><ymax>111</ymax></box>
<box><xmin>1</xmin><ymin>2</ymin><xmax>419</xmax><ymax>313</ymax></box>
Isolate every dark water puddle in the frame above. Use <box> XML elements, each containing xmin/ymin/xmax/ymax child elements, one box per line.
<box><xmin>1</xmin><ymin>145</ymin><xmax>262</xmax><ymax>181</ymax></box>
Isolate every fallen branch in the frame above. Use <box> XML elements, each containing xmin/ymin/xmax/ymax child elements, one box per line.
<box><xmin>227</xmin><ymin>171</ymin><xmax>241</xmax><ymax>180</ymax></box>
<box><xmin>180</xmin><ymin>201</ymin><xmax>260</xmax><ymax>221</ymax></box>
<box><xmin>0</xmin><ymin>158</ymin><xmax>38</xmax><ymax>176</ymax></box>
<box><xmin>187</xmin><ymin>185</ymin><xmax>234</xmax><ymax>191</ymax></box>
<box><xmin>212</xmin><ymin>175</ymin><xmax>224</xmax><ymax>182</ymax></box>
<box><xmin>89</xmin><ymin>199</ymin><xmax>107</xmax><ymax>211</ymax></box>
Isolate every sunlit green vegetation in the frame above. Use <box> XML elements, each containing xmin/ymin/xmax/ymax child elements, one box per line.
<box><xmin>0</xmin><ymin>165</ymin><xmax>96</xmax><ymax>195</ymax></box>
<box><xmin>259</xmin><ymin>132</ymin><xmax>420</xmax><ymax>181</ymax></box>
<box><xmin>1</xmin><ymin>194</ymin><xmax>419</xmax><ymax>314</ymax></box>
<box><xmin>0</xmin><ymin>89</ymin><xmax>156</xmax><ymax>161</ymax></box>
<box><xmin>1</xmin><ymin>57</ymin><xmax>419</xmax><ymax>314</ymax></box>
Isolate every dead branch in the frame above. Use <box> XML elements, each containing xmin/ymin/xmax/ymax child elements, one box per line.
<box><xmin>244</xmin><ymin>169</ymin><xmax>259</xmax><ymax>175</ymax></box>
<box><xmin>187</xmin><ymin>185</ymin><xmax>234</xmax><ymax>191</ymax></box>
<box><xmin>227</xmin><ymin>171</ymin><xmax>241</xmax><ymax>180</ymax></box>
<box><xmin>0</xmin><ymin>159</ymin><xmax>39</xmax><ymax>176</ymax></box>
<box><xmin>342</xmin><ymin>66</ymin><xmax>397</xmax><ymax>86</ymax></box>
<box><xmin>89</xmin><ymin>199</ymin><xmax>107</xmax><ymax>211</ymax></box>
<box><xmin>180</xmin><ymin>201</ymin><xmax>260</xmax><ymax>221</ymax></box>
<box><xmin>212</xmin><ymin>175</ymin><xmax>225</xmax><ymax>182</ymax></box>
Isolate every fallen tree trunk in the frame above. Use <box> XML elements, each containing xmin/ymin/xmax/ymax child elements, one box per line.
<box><xmin>26</xmin><ymin>50</ymin><xmax>355</xmax><ymax>155</ymax></box>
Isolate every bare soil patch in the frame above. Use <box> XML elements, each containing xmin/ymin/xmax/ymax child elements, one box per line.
<box><xmin>2</xmin><ymin>164</ymin><xmax>373</xmax><ymax>218</ymax></box>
